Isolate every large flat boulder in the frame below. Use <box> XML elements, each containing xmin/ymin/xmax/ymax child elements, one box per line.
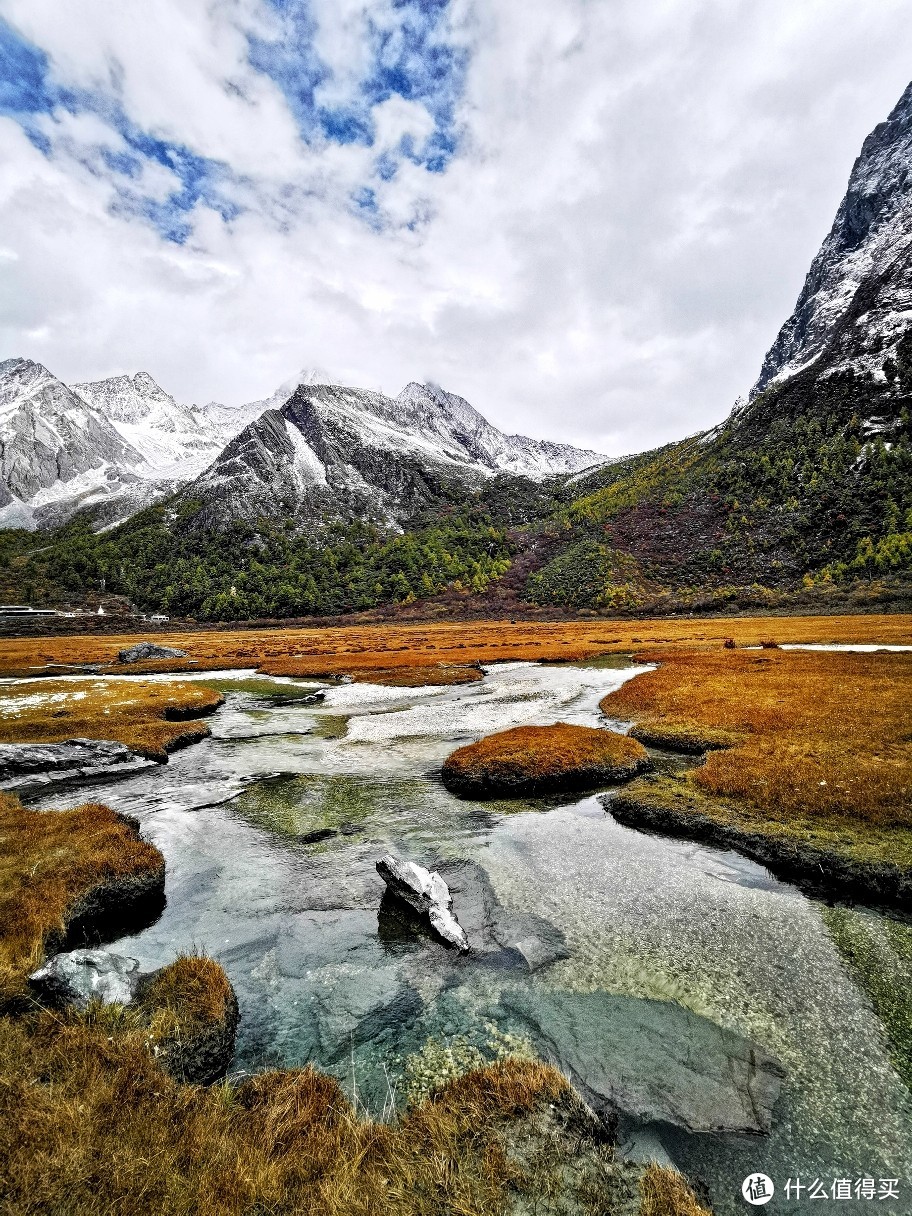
<box><xmin>498</xmin><ymin>989</ymin><xmax>784</xmax><ymax>1135</ymax></box>
<box><xmin>118</xmin><ymin>642</ymin><xmax>187</xmax><ymax>663</ymax></box>
<box><xmin>0</xmin><ymin>738</ymin><xmax>155</xmax><ymax>792</ymax></box>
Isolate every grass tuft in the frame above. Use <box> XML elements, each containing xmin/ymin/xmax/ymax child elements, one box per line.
<box><xmin>639</xmin><ymin>1164</ymin><xmax>712</xmax><ymax>1216</ymax></box>
<box><xmin>443</xmin><ymin>723</ymin><xmax>649</xmax><ymax>798</ymax></box>
<box><xmin>0</xmin><ymin>793</ymin><xmax>164</xmax><ymax>1008</ymax></box>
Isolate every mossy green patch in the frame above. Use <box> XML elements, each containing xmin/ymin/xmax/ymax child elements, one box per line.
<box><xmin>615</xmin><ymin>772</ymin><xmax>912</xmax><ymax>872</ymax></box>
<box><xmin>227</xmin><ymin>773</ymin><xmax>426</xmax><ymax>843</ymax></box>
<box><xmin>823</xmin><ymin>907</ymin><xmax>912</xmax><ymax>1090</ymax></box>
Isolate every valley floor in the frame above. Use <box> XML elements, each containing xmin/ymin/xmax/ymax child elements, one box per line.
<box><xmin>1</xmin><ymin>613</ymin><xmax>910</xmax><ymax>1214</ymax></box>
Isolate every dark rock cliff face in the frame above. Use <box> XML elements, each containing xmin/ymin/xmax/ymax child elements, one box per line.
<box><xmin>754</xmin><ymin>82</ymin><xmax>912</xmax><ymax>397</ymax></box>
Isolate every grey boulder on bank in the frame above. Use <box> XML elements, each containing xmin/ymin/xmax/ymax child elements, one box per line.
<box><xmin>118</xmin><ymin>642</ymin><xmax>187</xmax><ymax>663</ymax></box>
<box><xmin>376</xmin><ymin>854</ymin><xmax>470</xmax><ymax>952</ymax></box>
<box><xmin>29</xmin><ymin>948</ymin><xmax>142</xmax><ymax>1009</ymax></box>
<box><xmin>27</xmin><ymin>948</ymin><xmax>240</xmax><ymax>1085</ymax></box>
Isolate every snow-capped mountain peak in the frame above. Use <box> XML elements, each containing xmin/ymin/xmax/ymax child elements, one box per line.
<box><xmin>0</xmin><ymin>360</ymin><xmax>606</xmax><ymax>533</ymax></box>
<box><xmin>394</xmin><ymin>381</ymin><xmax>605</xmax><ymax>478</ymax></box>
<box><xmin>752</xmin><ymin>81</ymin><xmax>912</xmax><ymax>396</ymax></box>
<box><xmin>186</xmin><ymin>378</ymin><xmax>607</xmax><ymax>530</ymax></box>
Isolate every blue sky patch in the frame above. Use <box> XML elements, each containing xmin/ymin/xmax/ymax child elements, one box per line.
<box><xmin>0</xmin><ymin>1</ymin><xmax>467</xmax><ymax>243</ymax></box>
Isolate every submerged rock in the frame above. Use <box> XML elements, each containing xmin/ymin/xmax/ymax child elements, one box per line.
<box><xmin>118</xmin><ymin>642</ymin><xmax>187</xmax><ymax>663</ymax></box>
<box><xmin>441</xmin><ymin>723</ymin><xmax>650</xmax><ymax>799</ymax></box>
<box><xmin>301</xmin><ymin>826</ymin><xmax>338</xmax><ymax>844</ymax></box>
<box><xmin>28</xmin><ymin>948</ymin><xmax>141</xmax><ymax>1009</ymax></box>
<box><xmin>498</xmin><ymin>989</ymin><xmax>785</xmax><ymax>1135</ymax></box>
<box><xmin>436</xmin><ymin>859</ymin><xmax>569</xmax><ymax>973</ymax></box>
<box><xmin>376</xmin><ymin>854</ymin><xmax>469</xmax><ymax>952</ymax></box>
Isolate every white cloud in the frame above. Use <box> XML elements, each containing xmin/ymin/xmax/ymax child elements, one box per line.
<box><xmin>0</xmin><ymin>0</ymin><xmax>910</xmax><ymax>456</ymax></box>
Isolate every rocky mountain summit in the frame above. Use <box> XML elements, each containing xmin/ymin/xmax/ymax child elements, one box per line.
<box><xmin>0</xmin><ymin>360</ymin><xmax>604</xmax><ymax>534</ymax></box>
<box><xmin>0</xmin><ymin>359</ymin><xmax>252</xmax><ymax>530</ymax></box>
<box><xmin>0</xmin><ymin>358</ymin><xmax>144</xmax><ymax>529</ymax></box>
<box><xmin>188</xmin><ymin>380</ymin><xmax>604</xmax><ymax>530</ymax></box>
<box><xmin>754</xmin><ymin>81</ymin><xmax>912</xmax><ymax>397</ymax></box>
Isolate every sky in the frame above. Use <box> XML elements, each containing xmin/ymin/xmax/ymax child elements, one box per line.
<box><xmin>0</xmin><ymin>1</ymin><xmax>909</xmax><ymax>457</ymax></box>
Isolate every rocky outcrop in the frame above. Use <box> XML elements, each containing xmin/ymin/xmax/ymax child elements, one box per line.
<box><xmin>753</xmin><ymin>81</ymin><xmax>912</xmax><ymax>397</ymax></box>
<box><xmin>118</xmin><ymin>642</ymin><xmax>187</xmax><ymax>663</ymax></box>
<box><xmin>28</xmin><ymin>948</ymin><xmax>141</xmax><ymax>1009</ymax></box>
<box><xmin>441</xmin><ymin>724</ymin><xmax>650</xmax><ymax>799</ymax></box>
<box><xmin>0</xmin><ymin>738</ymin><xmax>155</xmax><ymax>793</ymax></box>
<box><xmin>376</xmin><ymin>854</ymin><xmax>469</xmax><ymax>952</ymax></box>
<box><xmin>498</xmin><ymin>989</ymin><xmax>784</xmax><ymax>1136</ymax></box>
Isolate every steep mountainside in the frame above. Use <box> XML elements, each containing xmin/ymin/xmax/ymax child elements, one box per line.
<box><xmin>0</xmin><ymin>361</ymin><xmax>265</xmax><ymax>530</ymax></box>
<box><xmin>526</xmin><ymin>81</ymin><xmax>912</xmax><ymax>611</ymax></box>
<box><xmin>185</xmin><ymin>381</ymin><xmax>604</xmax><ymax>530</ymax></box>
<box><xmin>0</xmin><ymin>358</ymin><xmax>145</xmax><ymax>530</ymax></box>
<box><xmin>754</xmin><ymin>81</ymin><xmax>912</xmax><ymax>395</ymax></box>
<box><xmin>73</xmin><ymin>372</ymin><xmax>235</xmax><ymax>475</ymax></box>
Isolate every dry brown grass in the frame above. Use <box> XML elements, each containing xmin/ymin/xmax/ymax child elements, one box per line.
<box><xmin>443</xmin><ymin>724</ymin><xmax>649</xmax><ymax>798</ymax></box>
<box><xmin>0</xmin><ymin>613</ymin><xmax>909</xmax><ymax>681</ymax></box>
<box><xmin>138</xmin><ymin>955</ymin><xmax>236</xmax><ymax>1032</ymax></box>
<box><xmin>0</xmin><ymin>678</ymin><xmax>224</xmax><ymax>759</ymax></box>
<box><xmin>601</xmin><ymin>648</ymin><xmax>912</xmax><ymax>866</ymax></box>
<box><xmin>0</xmin><ymin>1008</ymin><xmax>588</xmax><ymax>1216</ymax></box>
<box><xmin>0</xmin><ymin>793</ymin><xmax>164</xmax><ymax>1007</ymax></box>
<box><xmin>639</xmin><ymin>1164</ymin><xmax>712</xmax><ymax>1216</ymax></box>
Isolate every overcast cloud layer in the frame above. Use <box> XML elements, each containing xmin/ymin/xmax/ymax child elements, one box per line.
<box><xmin>0</xmin><ymin>1</ymin><xmax>909</xmax><ymax>455</ymax></box>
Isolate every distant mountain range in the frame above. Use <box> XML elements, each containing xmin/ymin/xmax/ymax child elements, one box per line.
<box><xmin>1</xmin><ymin>82</ymin><xmax>910</xmax><ymax>620</ymax></box>
<box><xmin>0</xmin><ymin>361</ymin><xmax>605</xmax><ymax>532</ymax></box>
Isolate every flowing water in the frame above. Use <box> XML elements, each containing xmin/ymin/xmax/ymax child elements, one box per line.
<box><xmin>22</xmin><ymin>659</ymin><xmax>912</xmax><ymax>1215</ymax></box>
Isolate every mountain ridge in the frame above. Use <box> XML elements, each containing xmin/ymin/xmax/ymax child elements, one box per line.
<box><xmin>1</xmin><ymin>80</ymin><xmax>910</xmax><ymax>620</ymax></box>
<box><xmin>0</xmin><ymin>360</ymin><xmax>606</xmax><ymax>534</ymax></box>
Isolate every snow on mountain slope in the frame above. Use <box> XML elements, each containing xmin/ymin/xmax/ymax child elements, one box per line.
<box><xmin>187</xmin><ymin>380</ymin><xmax>607</xmax><ymax>530</ymax></box>
<box><xmin>0</xmin><ymin>362</ymin><xmax>270</xmax><ymax>530</ymax></box>
<box><xmin>0</xmin><ymin>358</ymin><xmax>146</xmax><ymax>528</ymax></box>
<box><xmin>394</xmin><ymin>382</ymin><xmax>605</xmax><ymax>477</ymax></box>
<box><xmin>753</xmin><ymin>81</ymin><xmax>912</xmax><ymax>396</ymax></box>
<box><xmin>73</xmin><ymin>372</ymin><xmax>235</xmax><ymax>478</ymax></box>
<box><xmin>0</xmin><ymin>357</ymin><xmax>605</xmax><ymax>533</ymax></box>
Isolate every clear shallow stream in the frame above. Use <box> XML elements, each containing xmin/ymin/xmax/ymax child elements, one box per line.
<box><xmin>23</xmin><ymin>659</ymin><xmax>912</xmax><ymax>1216</ymax></box>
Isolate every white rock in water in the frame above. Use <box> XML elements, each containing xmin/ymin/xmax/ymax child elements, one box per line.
<box><xmin>376</xmin><ymin>854</ymin><xmax>469</xmax><ymax>952</ymax></box>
